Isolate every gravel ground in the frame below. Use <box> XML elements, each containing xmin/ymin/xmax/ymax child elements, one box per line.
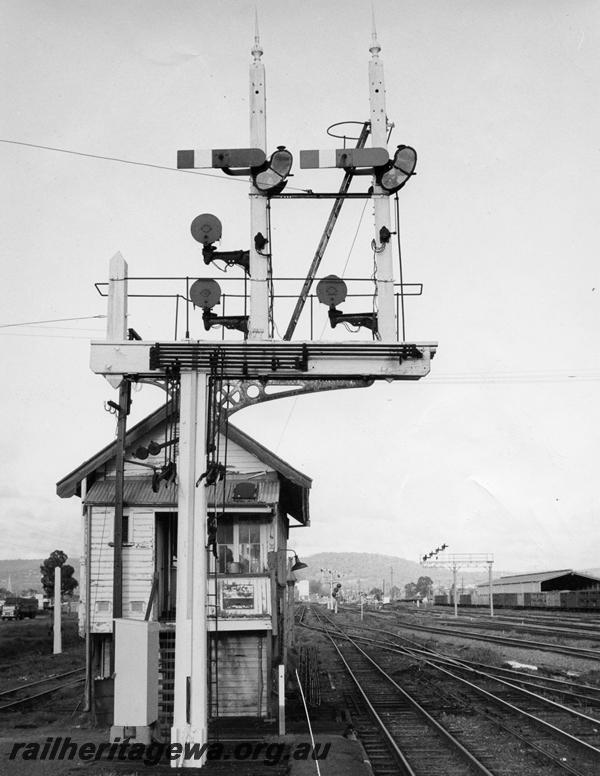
<box><xmin>352</xmin><ymin>608</ymin><xmax>600</xmax><ymax>679</ymax></box>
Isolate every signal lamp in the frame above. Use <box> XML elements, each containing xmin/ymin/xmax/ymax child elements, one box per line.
<box><xmin>190</xmin><ymin>278</ymin><xmax>248</xmax><ymax>334</ymax></box>
<box><xmin>190</xmin><ymin>213</ymin><xmax>223</xmax><ymax>246</ymax></box>
<box><xmin>316</xmin><ymin>275</ymin><xmax>347</xmax><ymax>307</ymax></box>
<box><xmin>190</xmin><ymin>278</ymin><xmax>222</xmax><ymax>310</ymax></box>
<box><xmin>252</xmin><ymin>146</ymin><xmax>293</xmax><ymax>195</ymax></box>
<box><xmin>190</xmin><ymin>213</ymin><xmax>249</xmax><ymax>273</ymax></box>
<box><xmin>316</xmin><ymin>274</ymin><xmax>378</xmax><ymax>334</ymax></box>
<box><xmin>375</xmin><ymin>145</ymin><xmax>417</xmax><ymax>194</ymax></box>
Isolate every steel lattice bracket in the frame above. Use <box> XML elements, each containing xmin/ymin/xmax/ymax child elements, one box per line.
<box><xmin>214</xmin><ymin>377</ymin><xmax>374</xmax><ymax>416</ymax></box>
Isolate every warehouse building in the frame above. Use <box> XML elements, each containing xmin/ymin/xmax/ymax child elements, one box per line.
<box><xmin>476</xmin><ymin>569</ymin><xmax>600</xmax><ymax>596</ymax></box>
<box><xmin>473</xmin><ymin>569</ymin><xmax>600</xmax><ymax>608</ymax></box>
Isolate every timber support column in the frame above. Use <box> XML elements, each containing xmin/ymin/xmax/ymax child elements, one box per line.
<box><xmin>106</xmin><ymin>251</ymin><xmax>129</xmax><ymax>670</ymax></box>
<box><xmin>369</xmin><ymin>24</ymin><xmax>397</xmax><ymax>341</ymax></box>
<box><xmin>248</xmin><ymin>26</ymin><xmax>270</xmax><ymax>339</ymax></box>
<box><xmin>171</xmin><ymin>371</ymin><xmax>209</xmax><ymax>768</ymax></box>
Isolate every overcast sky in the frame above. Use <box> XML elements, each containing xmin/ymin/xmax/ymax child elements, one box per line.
<box><xmin>2</xmin><ymin>1</ymin><xmax>599</xmax><ymax>573</ymax></box>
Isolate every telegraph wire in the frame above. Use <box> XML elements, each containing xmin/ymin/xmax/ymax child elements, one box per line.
<box><xmin>0</xmin><ymin>139</ymin><xmax>309</xmax><ymax>192</ymax></box>
<box><xmin>0</xmin><ymin>314</ymin><xmax>106</xmax><ymax>328</ymax></box>
<box><xmin>0</xmin><ymin>139</ymin><xmax>245</xmax><ymax>182</ymax></box>
<box><xmin>425</xmin><ymin>373</ymin><xmax>600</xmax><ymax>384</ymax></box>
<box><xmin>0</xmin><ymin>332</ymin><xmax>101</xmax><ymax>340</ymax></box>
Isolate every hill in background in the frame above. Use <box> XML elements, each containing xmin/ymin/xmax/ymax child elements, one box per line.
<box><xmin>294</xmin><ymin>552</ymin><xmax>502</xmax><ymax>593</ymax></box>
<box><xmin>5</xmin><ymin>554</ymin><xmax>589</xmax><ymax>598</ymax></box>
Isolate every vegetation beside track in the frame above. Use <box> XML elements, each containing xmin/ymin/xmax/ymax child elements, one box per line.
<box><xmin>0</xmin><ymin>612</ymin><xmax>85</xmax><ymax>729</ymax></box>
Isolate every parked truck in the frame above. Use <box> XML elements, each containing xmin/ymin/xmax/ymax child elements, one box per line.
<box><xmin>1</xmin><ymin>597</ymin><xmax>38</xmax><ymax>620</ymax></box>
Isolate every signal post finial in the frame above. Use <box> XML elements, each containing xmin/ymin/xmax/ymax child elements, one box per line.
<box><xmin>370</xmin><ymin>4</ymin><xmax>381</xmax><ymax>56</ymax></box>
<box><xmin>252</xmin><ymin>7</ymin><xmax>263</xmax><ymax>61</ymax></box>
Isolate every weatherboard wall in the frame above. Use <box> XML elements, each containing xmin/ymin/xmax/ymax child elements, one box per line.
<box><xmin>100</xmin><ymin>428</ymin><xmax>274</xmax><ymax>479</ymax></box>
<box><xmin>84</xmin><ymin>507</ymin><xmax>154</xmax><ymax>633</ymax></box>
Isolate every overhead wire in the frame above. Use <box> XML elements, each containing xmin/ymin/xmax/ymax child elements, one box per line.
<box><xmin>0</xmin><ymin>139</ymin><xmax>310</xmax><ymax>192</ymax></box>
<box><xmin>0</xmin><ymin>139</ymin><xmax>248</xmax><ymax>183</ymax></box>
<box><xmin>0</xmin><ymin>332</ymin><xmax>103</xmax><ymax>340</ymax></box>
<box><xmin>0</xmin><ymin>314</ymin><xmax>106</xmax><ymax>328</ymax></box>
<box><xmin>424</xmin><ymin>370</ymin><xmax>600</xmax><ymax>384</ymax></box>
<box><xmin>3</xmin><ymin>325</ymin><xmax>105</xmax><ymax>333</ymax></box>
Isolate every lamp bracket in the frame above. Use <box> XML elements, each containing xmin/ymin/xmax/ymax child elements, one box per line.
<box><xmin>202</xmin><ymin>246</ymin><xmax>250</xmax><ymax>274</ymax></box>
<box><xmin>328</xmin><ymin>307</ymin><xmax>378</xmax><ymax>334</ymax></box>
<box><xmin>202</xmin><ymin>310</ymin><xmax>249</xmax><ymax>335</ymax></box>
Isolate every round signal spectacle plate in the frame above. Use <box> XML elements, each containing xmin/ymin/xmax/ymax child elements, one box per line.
<box><xmin>190</xmin><ymin>213</ymin><xmax>223</xmax><ymax>246</ymax></box>
<box><xmin>189</xmin><ymin>278</ymin><xmax>222</xmax><ymax>309</ymax></box>
<box><xmin>316</xmin><ymin>275</ymin><xmax>348</xmax><ymax>307</ymax></box>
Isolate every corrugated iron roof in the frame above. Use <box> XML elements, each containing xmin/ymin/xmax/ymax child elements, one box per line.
<box><xmin>477</xmin><ymin>569</ymin><xmax>600</xmax><ymax>587</ymax></box>
<box><xmin>85</xmin><ymin>474</ymin><xmax>279</xmax><ymax>508</ymax></box>
<box><xmin>85</xmin><ymin>477</ymin><xmax>176</xmax><ymax>506</ymax></box>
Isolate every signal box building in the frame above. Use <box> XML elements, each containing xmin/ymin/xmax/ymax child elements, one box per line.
<box><xmin>56</xmin><ymin>406</ymin><xmax>310</xmax><ymax>737</ymax></box>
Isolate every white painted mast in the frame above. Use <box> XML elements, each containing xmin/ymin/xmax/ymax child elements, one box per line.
<box><xmin>171</xmin><ymin>19</ymin><xmax>271</xmax><ymax>767</ymax></box>
<box><xmin>171</xmin><ymin>371</ymin><xmax>209</xmax><ymax>768</ymax></box>
<box><xmin>248</xmin><ymin>15</ymin><xmax>270</xmax><ymax>339</ymax></box>
<box><xmin>105</xmin><ymin>252</ymin><xmax>128</xmax><ymax>388</ymax></box>
<box><xmin>369</xmin><ymin>15</ymin><xmax>397</xmax><ymax>341</ymax></box>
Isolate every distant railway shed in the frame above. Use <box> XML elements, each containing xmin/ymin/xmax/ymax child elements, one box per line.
<box><xmin>477</xmin><ymin>569</ymin><xmax>600</xmax><ymax>596</ymax></box>
<box><xmin>471</xmin><ymin>569</ymin><xmax>600</xmax><ymax>609</ymax></box>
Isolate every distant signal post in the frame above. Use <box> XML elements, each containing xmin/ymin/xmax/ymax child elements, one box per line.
<box><xmin>421</xmin><ymin>553</ymin><xmax>495</xmax><ymax>618</ymax></box>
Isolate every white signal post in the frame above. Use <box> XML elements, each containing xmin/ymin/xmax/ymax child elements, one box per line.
<box><xmin>369</xmin><ymin>23</ymin><xmax>397</xmax><ymax>341</ymax></box>
<box><xmin>249</xmin><ymin>24</ymin><xmax>270</xmax><ymax>340</ymax></box>
<box><xmin>106</xmin><ymin>253</ymin><xmax>128</xmax><ymax>389</ymax></box>
<box><xmin>171</xmin><ymin>371</ymin><xmax>209</xmax><ymax>768</ymax></box>
<box><xmin>53</xmin><ymin>566</ymin><xmax>62</xmax><ymax>654</ymax></box>
<box><xmin>422</xmin><ymin>553</ymin><xmax>495</xmax><ymax>618</ymax></box>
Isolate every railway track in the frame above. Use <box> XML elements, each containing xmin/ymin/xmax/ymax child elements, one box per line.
<box><xmin>428</xmin><ymin>612</ymin><xmax>600</xmax><ymax>644</ymax></box>
<box><xmin>356</xmin><ymin>607</ymin><xmax>600</xmax><ymax>661</ymax></box>
<box><xmin>308</xmin><ymin>605</ymin><xmax>600</xmax><ymax>775</ymax></box>
<box><xmin>0</xmin><ymin>667</ymin><xmax>85</xmax><ymax>711</ymax></box>
<box><xmin>346</xmin><ymin>620</ymin><xmax>600</xmax><ymax>708</ymax></box>
<box><xmin>434</xmin><ymin>607</ymin><xmax>600</xmax><ymax>628</ymax></box>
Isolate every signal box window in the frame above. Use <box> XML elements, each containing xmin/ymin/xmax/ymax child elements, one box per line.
<box><xmin>239</xmin><ymin>522</ymin><xmax>261</xmax><ymax>573</ymax></box>
<box><xmin>217</xmin><ymin>521</ymin><xmax>234</xmax><ymax>574</ymax></box>
<box><xmin>216</xmin><ymin>519</ymin><xmax>264</xmax><ymax>574</ymax></box>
